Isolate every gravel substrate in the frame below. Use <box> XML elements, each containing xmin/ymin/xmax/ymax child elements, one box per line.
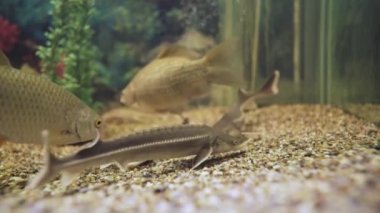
<box><xmin>0</xmin><ymin>104</ymin><xmax>379</xmax><ymax>212</ymax></box>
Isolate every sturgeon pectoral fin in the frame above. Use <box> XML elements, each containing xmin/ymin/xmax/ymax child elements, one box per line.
<box><xmin>124</xmin><ymin>161</ymin><xmax>152</xmax><ymax>169</ymax></box>
<box><xmin>191</xmin><ymin>144</ymin><xmax>213</xmax><ymax>170</ymax></box>
<box><xmin>100</xmin><ymin>163</ymin><xmax>114</xmax><ymax>170</ymax></box>
<box><xmin>114</xmin><ymin>161</ymin><xmax>127</xmax><ymax>172</ymax></box>
<box><xmin>207</xmin><ymin>67</ymin><xmax>244</xmax><ymax>87</ymax></box>
<box><xmin>61</xmin><ymin>170</ymin><xmax>81</xmax><ymax>187</ymax></box>
<box><xmin>115</xmin><ymin>160</ymin><xmax>148</xmax><ymax>171</ymax></box>
<box><xmin>26</xmin><ymin>130</ymin><xmax>60</xmax><ymax>190</ymax></box>
<box><xmin>100</xmin><ymin>159</ymin><xmax>140</xmax><ymax>172</ymax></box>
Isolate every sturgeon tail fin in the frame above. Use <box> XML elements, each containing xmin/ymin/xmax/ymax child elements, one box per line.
<box><xmin>213</xmin><ymin>71</ymin><xmax>280</xmax><ymax>131</ymax></box>
<box><xmin>238</xmin><ymin>70</ymin><xmax>280</xmax><ymax>105</ymax></box>
<box><xmin>26</xmin><ymin>130</ymin><xmax>60</xmax><ymax>190</ymax></box>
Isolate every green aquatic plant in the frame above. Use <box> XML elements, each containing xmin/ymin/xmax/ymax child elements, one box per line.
<box><xmin>38</xmin><ymin>0</ymin><xmax>100</xmax><ymax>106</ymax></box>
<box><xmin>92</xmin><ymin>0</ymin><xmax>162</xmax><ymax>89</ymax></box>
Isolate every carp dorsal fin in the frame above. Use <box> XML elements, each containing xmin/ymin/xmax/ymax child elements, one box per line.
<box><xmin>156</xmin><ymin>44</ymin><xmax>200</xmax><ymax>59</ymax></box>
<box><xmin>20</xmin><ymin>64</ymin><xmax>39</xmax><ymax>75</ymax></box>
<box><xmin>0</xmin><ymin>51</ymin><xmax>12</xmax><ymax>67</ymax></box>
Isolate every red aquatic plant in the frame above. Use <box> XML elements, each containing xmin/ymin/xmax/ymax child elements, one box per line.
<box><xmin>0</xmin><ymin>17</ymin><xmax>20</xmax><ymax>52</ymax></box>
<box><xmin>55</xmin><ymin>55</ymin><xmax>65</xmax><ymax>78</ymax></box>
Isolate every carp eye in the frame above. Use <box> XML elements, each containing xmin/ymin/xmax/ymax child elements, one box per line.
<box><xmin>95</xmin><ymin>119</ymin><xmax>102</xmax><ymax>128</ymax></box>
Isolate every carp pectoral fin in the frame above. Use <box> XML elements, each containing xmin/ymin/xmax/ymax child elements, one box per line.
<box><xmin>203</xmin><ymin>38</ymin><xmax>244</xmax><ymax>87</ymax></box>
<box><xmin>207</xmin><ymin>66</ymin><xmax>244</xmax><ymax>87</ymax></box>
<box><xmin>191</xmin><ymin>143</ymin><xmax>213</xmax><ymax>170</ymax></box>
<box><xmin>203</xmin><ymin>41</ymin><xmax>244</xmax><ymax>87</ymax></box>
<box><xmin>61</xmin><ymin>169</ymin><xmax>81</xmax><ymax>187</ymax></box>
<box><xmin>0</xmin><ymin>51</ymin><xmax>11</xmax><ymax>67</ymax></box>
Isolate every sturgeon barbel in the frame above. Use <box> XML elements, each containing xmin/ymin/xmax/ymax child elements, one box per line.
<box><xmin>0</xmin><ymin>51</ymin><xmax>101</xmax><ymax>145</ymax></box>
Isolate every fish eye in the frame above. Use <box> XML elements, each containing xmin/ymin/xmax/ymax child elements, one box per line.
<box><xmin>95</xmin><ymin>119</ymin><xmax>102</xmax><ymax>128</ymax></box>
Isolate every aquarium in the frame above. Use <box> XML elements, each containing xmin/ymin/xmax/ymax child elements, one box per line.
<box><xmin>0</xmin><ymin>0</ymin><xmax>379</xmax><ymax>212</ymax></box>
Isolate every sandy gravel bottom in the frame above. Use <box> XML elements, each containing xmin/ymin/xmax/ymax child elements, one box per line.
<box><xmin>0</xmin><ymin>104</ymin><xmax>379</xmax><ymax>212</ymax></box>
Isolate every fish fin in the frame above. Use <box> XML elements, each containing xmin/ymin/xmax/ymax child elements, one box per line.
<box><xmin>114</xmin><ymin>161</ymin><xmax>127</xmax><ymax>172</ymax></box>
<box><xmin>0</xmin><ymin>51</ymin><xmax>11</xmax><ymax>67</ymax></box>
<box><xmin>20</xmin><ymin>64</ymin><xmax>38</xmax><ymax>75</ymax></box>
<box><xmin>255</xmin><ymin>70</ymin><xmax>280</xmax><ymax>97</ymax></box>
<box><xmin>203</xmin><ymin>39</ymin><xmax>244</xmax><ymax>86</ymax></box>
<box><xmin>212</xmin><ymin>71</ymin><xmax>280</xmax><ymax>131</ymax></box>
<box><xmin>238</xmin><ymin>70</ymin><xmax>280</xmax><ymax>104</ymax></box>
<box><xmin>156</xmin><ymin>44</ymin><xmax>200</xmax><ymax>59</ymax></box>
<box><xmin>191</xmin><ymin>143</ymin><xmax>214</xmax><ymax>170</ymax></box>
<box><xmin>60</xmin><ymin>169</ymin><xmax>81</xmax><ymax>187</ymax></box>
<box><xmin>100</xmin><ymin>162</ymin><xmax>113</xmax><ymax>170</ymax></box>
<box><xmin>120</xmin><ymin>86</ymin><xmax>136</xmax><ymax>106</ymax></box>
<box><xmin>123</xmin><ymin>161</ymin><xmax>151</xmax><ymax>169</ymax></box>
<box><xmin>207</xmin><ymin>66</ymin><xmax>244</xmax><ymax>87</ymax></box>
<box><xmin>26</xmin><ymin>130</ymin><xmax>60</xmax><ymax>190</ymax></box>
<box><xmin>116</xmin><ymin>160</ymin><xmax>149</xmax><ymax>171</ymax></box>
<box><xmin>100</xmin><ymin>160</ymin><xmax>131</xmax><ymax>172</ymax></box>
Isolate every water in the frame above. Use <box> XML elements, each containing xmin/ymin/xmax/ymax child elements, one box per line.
<box><xmin>0</xmin><ymin>0</ymin><xmax>379</xmax><ymax>122</ymax></box>
<box><xmin>0</xmin><ymin>1</ymin><xmax>379</xmax><ymax>210</ymax></box>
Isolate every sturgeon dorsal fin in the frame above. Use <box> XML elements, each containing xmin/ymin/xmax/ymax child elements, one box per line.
<box><xmin>191</xmin><ymin>143</ymin><xmax>213</xmax><ymax>170</ymax></box>
<box><xmin>0</xmin><ymin>51</ymin><xmax>11</xmax><ymax>67</ymax></box>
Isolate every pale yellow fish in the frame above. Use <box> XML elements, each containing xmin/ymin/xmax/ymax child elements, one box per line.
<box><xmin>0</xmin><ymin>52</ymin><xmax>101</xmax><ymax>145</ymax></box>
<box><xmin>142</xmin><ymin>28</ymin><xmax>215</xmax><ymax>63</ymax></box>
<box><xmin>121</xmin><ymin>40</ymin><xmax>243</xmax><ymax>112</ymax></box>
<box><xmin>176</xmin><ymin>28</ymin><xmax>215</xmax><ymax>54</ymax></box>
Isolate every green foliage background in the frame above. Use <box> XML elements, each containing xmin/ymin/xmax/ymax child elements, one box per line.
<box><xmin>38</xmin><ymin>0</ymin><xmax>100</xmax><ymax>106</ymax></box>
